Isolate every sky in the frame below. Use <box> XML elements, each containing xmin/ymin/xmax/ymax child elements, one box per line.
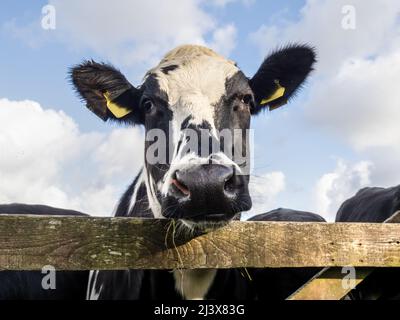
<box><xmin>0</xmin><ymin>0</ymin><xmax>399</xmax><ymax>221</ymax></box>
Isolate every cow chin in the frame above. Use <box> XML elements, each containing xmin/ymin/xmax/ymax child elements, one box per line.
<box><xmin>173</xmin><ymin>211</ymin><xmax>240</xmax><ymax>232</ymax></box>
<box><xmin>160</xmin><ymin>193</ymin><xmax>252</xmax><ymax>231</ymax></box>
<box><xmin>180</xmin><ymin>217</ymin><xmax>238</xmax><ymax>232</ymax></box>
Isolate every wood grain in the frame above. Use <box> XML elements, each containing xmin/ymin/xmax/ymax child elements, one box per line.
<box><xmin>287</xmin><ymin>267</ymin><xmax>374</xmax><ymax>300</ymax></box>
<box><xmin>288</xmin><ymin>211</ymin><xmax>400</xmax><ymax>300</ymax></box>
<box><xmin>1</xmin><ymin>215</ymin><xmax>400</xmax><ymax>271</ymax></box>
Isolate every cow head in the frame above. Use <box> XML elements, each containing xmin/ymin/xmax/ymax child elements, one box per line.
<box><xmin>70</xmin><ymin>44</ymin><xmax>316</xmax><ymax>228</ymax></box>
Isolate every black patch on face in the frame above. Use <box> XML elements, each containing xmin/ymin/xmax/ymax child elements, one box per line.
<box><xmin>178</xmin><ymin>117</ymin><xmax>214</xmax><ymax>159</ymax></box>
<box><xmin>213</xmin><ymin>71</ymin><xmax>252</xmax><ymax>168</ymax></box>
<box><xmin>141</xmin><ymin>74</ymin><xmax>173</xmax><ymax>188</ymax></box>
<box><xmin>224</xmin><ymin>71</ymin><xmax>253</xmax><ymax>106</ymax></box>
<box><xmin>161</xmin><ymin>65</ymin><xmax>179</xmax><ymax>74</ymax></box>
<box><xmin>142</xmin><ymin>74</ymin><xmax>169</xmax><ymax>102</ymax></box>
<box><xmin>179</xmin><ymin>121</ymin><xmax>216</xmax><ymax>158</ymax></box>
<box><xmin>222</xmin><ymin>71</ymin><xmax>252</xmax><ymax>130</ymax></box>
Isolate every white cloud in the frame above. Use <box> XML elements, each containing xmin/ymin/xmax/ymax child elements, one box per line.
<box><xmin>209</xmin><ymin>24</ymin><xmax>237</xmax><ymax>57</ymax></box>
<box><xmin>94</xmin><ymin>128</ymin><xmax>144</xmax><ymax>180</ymax></box>
<box><xmin>314</xmin><ymin>159</ymin><xmax>372</xmax><ymax>221</ymax></box>
<box><xmin>0</xmin><ymin>98</ymin><xmax>143</xmax><ymax>217</ymax></box>
<box><xmin>208</xmin><ymin>0</ymin><xmax>254</xmax><ymax>7</ymax></box>
<box><xmin>3</xmin><ymin>0</ymin><xmax>241</xmax><ymax>73</ymax></box>
<box><xmin>50</xmin><ymin>0</ymin><xmax>210</xmax><ymax>66</ymax></box>
<box><xmin>3</xmin><ymin>0</ymin><xmax>248</xmax><ymax>72</ymax></box>
<box><xmin>249</xmin><ymin>0</ymin><xmax>400</xmax><ymax>75</ymax></box>
<box><xmin>243</xmin><ymin>171</ymin><xmax>286</xmax><ymax>219</ymax></box>
<box><xmin>306</xmin><ymin>51</ymin><xmax>400</xmax><ymax>151</ymax></box>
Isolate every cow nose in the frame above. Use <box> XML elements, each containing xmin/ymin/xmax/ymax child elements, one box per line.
<box><xmin>164</xmin><ymin>163</ymin><xmax>252</xmax><ymax>220</ymax></box>
<box><xmin>170</xmin><ymin>164</ymin><xmax>237</xmax><ymax>200</ymax></box>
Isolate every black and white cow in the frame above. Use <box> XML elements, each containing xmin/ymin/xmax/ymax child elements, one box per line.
<box><xmin>0</xmin><ymin>204</ymin><xmax>89</xmax><ymax>300</ymax></box>
<box><xmin>69</xmin><ymin>44</ymin><xmax>317</xmax><ymax>300</ymax></box>
<box><xmin>336</xmin><ymin>186</ymin><xmax>400</xmax><ymax>300</ymax></box>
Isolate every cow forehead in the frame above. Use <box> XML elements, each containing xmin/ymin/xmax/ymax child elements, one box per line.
<box><xmin>147</xmin><ymin>45</ymin><xmax>240</xmax><ymax>111</ymax></box>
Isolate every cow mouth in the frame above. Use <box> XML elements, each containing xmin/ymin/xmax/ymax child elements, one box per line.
<box><xmin>161</xmin><ymin>191</ymin><xmax>251</xmax><ymax>225</ymax></box>
<box><xmin>181</xmin><ymin>212</ymin><xmax>239</xmax><ymax>231</ymax></box>
<box><xmin>181</xmin><ymin>212</ymin><xmax>238</xmax><ymax>231</ymax></box>
<box><xmin>188</xmin><ymin>212</ymin><xmax>237</xmax><ymax>223</ymax></box>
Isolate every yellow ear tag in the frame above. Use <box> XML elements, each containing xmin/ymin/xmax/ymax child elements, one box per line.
<box><xmin>104</xmin><ymin>92</ymin><xmax>133</xmax><ymax>119</ymax></box>
<box><xmin>260</xmin><ymin>80</ymin><xmax>286</xmax><ymax>105</ymax></box>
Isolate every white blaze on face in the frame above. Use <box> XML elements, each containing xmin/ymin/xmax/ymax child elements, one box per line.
<box><xmin>150</xmin><ymin>45</ymin><xmax>239</xmax><ymax>127</ymax></box>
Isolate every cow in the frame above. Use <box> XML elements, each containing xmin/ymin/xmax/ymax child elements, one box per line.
<box><xmin>336</xmin><ymin>186</ymin><xmax>400</xmax><ymax>222</ymax></box>
<box><xmin>0</xmin><ymin>203</ymin><xmax>88</xmax><ymax>217</ymax></box>
<box><xmin>249</xmin><ymin>208</ymin><xmax>325</xmax><ymax>223</ymax></box>
<box><xmin>0</xmin><ymin>204</ymin><xmax>89</xmax><ymax>300</ymax></box>
<box><xmin>69</xmin><ymin>44</ymin><xmax>318</xmax><ymax>300</ymax></box>
<box><xmin>336</xmin><ymin>185</ymin><xmax>400</xmax><ymax>299</ymax></box>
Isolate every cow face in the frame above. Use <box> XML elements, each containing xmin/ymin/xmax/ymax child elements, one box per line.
<box><xmin>71</xmin><ymin>44</ymin><xmax>316</xmax><ymax>227</ymax></box>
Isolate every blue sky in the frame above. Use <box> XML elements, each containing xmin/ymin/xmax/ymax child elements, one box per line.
<box><xmin>1</xmin><ymin>0</ymin><xmax>399</xmax><ymax>220</ymax></box>
<box><xmin>0</xmin><ymin>0</ymin><xmax>305</xmax><ymax>131</ymax></box>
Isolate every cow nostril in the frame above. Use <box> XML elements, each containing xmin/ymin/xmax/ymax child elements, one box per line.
<box><xmin>224</xmin><ymin>174</ymin><xmax>237</xmax><ymax>194</ymax></box>
<box><xmin>171</xmin><ymin>176</ymin><xmax>191</xmax><ymax>197</ymax></box>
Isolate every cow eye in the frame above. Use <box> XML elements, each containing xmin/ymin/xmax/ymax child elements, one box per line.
<box><xmin>241</xmin><ymin>94</ymin><xmax>253</xmax><ymax>105</ymax></box>
<box><xmin>143</xmin><ymin>99</ymin><xmax>155</xmax><ymax>114</ymax></box>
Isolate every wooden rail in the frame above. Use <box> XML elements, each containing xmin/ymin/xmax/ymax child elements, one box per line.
<box><xmin>288</xmin><ymin>211</ymin><xmax>400</xmax><ymax>300</ymax></box>
<box><xmin>1</xmin><ymin>215</ymin><xmax>400</xmax><ymax>271</ymax></box>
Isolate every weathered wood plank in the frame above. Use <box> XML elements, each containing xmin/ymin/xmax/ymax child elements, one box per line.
<box><xmin>1</xmin><ymin>215</ymin><xmax>400</xmax><ymax>270</ymax></box>
<box><xmin>288</xmin><ymin>211</ymin><xmax>400</xmax><ymax>300</ymax></box>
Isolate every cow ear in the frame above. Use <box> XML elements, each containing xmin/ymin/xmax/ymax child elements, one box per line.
<box><xmin>70</xmin><ymin>60</ymin><xmax>143</xmax><ymax>123</ymax></box>
<box><xmin>249</xmin><ymin>44</ymin><xmax>316</xmax><ymax>114</ymax></box>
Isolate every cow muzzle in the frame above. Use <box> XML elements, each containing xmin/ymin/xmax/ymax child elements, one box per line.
<box><xmin>162</xmin><ymin>164</ymin><xmax>252</xmax><ymax>222</ymax></box>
